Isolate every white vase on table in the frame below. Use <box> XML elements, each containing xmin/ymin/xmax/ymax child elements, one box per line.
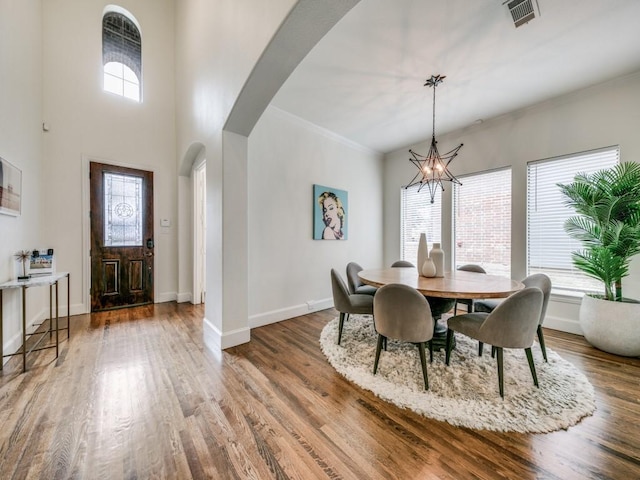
<box><xmin>430</xmin><ymin>243</ymin><xmax>444</xmax><ymax>277</ymax></box>
<box><xmin>417</xmin><ymin>233</ymin><xmax>429</xmax><ymax>277</ymax></box>
<box><xmin>421</xmin><ymin>258</ymin><xmax>437</xmax><ymax>277</ymax></box>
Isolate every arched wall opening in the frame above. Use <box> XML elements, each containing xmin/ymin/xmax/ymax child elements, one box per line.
<box><xmin>177</xmin><ymin>142</ymin><xmax>206</xmax><ymax>304</ymax></box>
<box><xmin>200</xmin><ymin>0</ymin><xmax>362</xmax><ymax>351</ymax></box>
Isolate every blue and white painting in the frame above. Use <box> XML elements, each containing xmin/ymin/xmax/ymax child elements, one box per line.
<box><xmin>314</xmin><ymin>184</ymin><xmax>348</xmax><ymax>240</ymax></box>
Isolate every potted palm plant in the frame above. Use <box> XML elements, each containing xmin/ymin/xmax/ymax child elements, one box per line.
<box><xmin>558</xmin><ymin>161</ymin><xmax>640</xmax><ymax>356</ymax></box>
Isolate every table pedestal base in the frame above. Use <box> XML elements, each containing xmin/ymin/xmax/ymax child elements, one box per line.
<box><xmin>432</xmin><ymin>319</ymin><xmax>455</xmax><ymax>351</ymax></box>
<box><xmin>426</xmin><ymin>296</ymin><xmax>456</xmax><ymax>351</ymax></box>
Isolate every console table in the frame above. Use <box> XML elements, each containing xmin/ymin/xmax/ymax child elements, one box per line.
<box><xmin>0</xmin><ymin>272</ymin><xmax>70</xmax><ymax>372</ymax></box>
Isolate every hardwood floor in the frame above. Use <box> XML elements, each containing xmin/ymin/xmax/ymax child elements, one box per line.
<box><xmin>0</xmin><ymin>302</ymin><xmax>638</xmax><ymax>479</ymax></box>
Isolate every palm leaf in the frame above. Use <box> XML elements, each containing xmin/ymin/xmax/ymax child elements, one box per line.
<box><xmin>558</xmin><ymin>162</ymin><xmax>640</xmax><ymax>301</ymax></box>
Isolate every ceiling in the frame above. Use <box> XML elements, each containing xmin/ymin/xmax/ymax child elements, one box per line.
<box><xmin>271</xmin><ymin>0</ymin><xmax>640</xmax><ymax>153</ymax></box>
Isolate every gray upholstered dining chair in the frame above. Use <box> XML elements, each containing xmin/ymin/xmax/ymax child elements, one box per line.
<box><xmin>373</xmin><ymin>283</ymin><xmax>435</xmax><ymax>390</ymax></box>
<box><xmin>445</xmin><ymin>286</ymin><xmax>543</xmax><ymax>398</ymax></box>
<box><xmin>390</xmin><ymin>260</ymin><xmax>414</xmax><ymax>267</ymax></box>
<box><xmin>345</xmin><ymin>262</ymin><xmax>377</xmax><ymax>296</ymax></box>
<box><xmin>330</xmin><ymin>269</ymin><xmax>374</xmax><ymax>345</ymax></box>
<box><xmin>389</xmin><ymin>259</ymin><xmax>453</xmax><ymax>338</ymax></box>
<box><xmin>474</xmin><ymin>273</ymin><xmax>552</xmax><ymax>362</ymax></box>
<box><xmin>453</xmin><ymin>264</ymin><xmax>486</xmax><ymax>314</ymax></box>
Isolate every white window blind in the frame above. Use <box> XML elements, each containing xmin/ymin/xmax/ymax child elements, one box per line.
<box><xmin>453</xmin><ymin>168</ymin><xmax>511</xmax><ymax>276</ymax></box>
<box><xmin>527</xmin><ymin>146</ymin><xmax>619</xmax><ymax>292</ymax></box>
<box><xmin>401</xmin><ymin>185</ymin><xmax>441</xmax><ymax>264</ymax></box>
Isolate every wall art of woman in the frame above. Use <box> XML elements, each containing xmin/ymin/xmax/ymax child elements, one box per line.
<box><xmin>318</xmin><ymin>191</ymin><xmax>345</xmax><ymax>239</ymax></box>
<box><xmin>313</xmin><ymin>185</ymin><xmax>348</xmax><ymax>240</ymax></box>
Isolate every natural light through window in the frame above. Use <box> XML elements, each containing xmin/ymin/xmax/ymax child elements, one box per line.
<box><xmin>453</xmin><ymin>169</ymin><xmax>511</xmax><ymax>276</ymax></box>
<box><xmin>401</xmin><ymin>185</ymin><xmax>441</xmax><ymax>264</ymax></box>
<box><xmin>102</xmin><ymin>9</ymin><xmax>142</xmax><ymax>102</ymax></box>
<box><xmin>527</xmin><ymin>146</ymin><xmax>619</xmax><ymax>293</ymax></box>
<box><xmin>104</xmin><ymin>62</ymin><xmax>140</xmax><ymax>101</ymax></box>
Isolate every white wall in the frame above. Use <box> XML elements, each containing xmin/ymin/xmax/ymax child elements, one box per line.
<box><xmin>247</xmin><ymin>106</ymin><xmax>383</xmax><ymax>326</ymax></box>
<box><xmin>384</xmin><ymin>71</ymin><xmax>640</xmax><ymax>334</ymax></box>
<box><xmin>175</xmin><ymin>0</ymin><xmax>364</xmax><ymax>350</ymax></box>
<box><xmin>175</xmin><ymin>0</ymin><xmax>299</xmax><ymax>349</ymax></box>
<box><xmin>0</xmin><ymin>0</ymin><xmax>45</xmax><ymax>362</ymax></box>
<box><xmin>41</xmin><ymin>0</ymin><xmax>178</xmax><ymax>311</ymax></box>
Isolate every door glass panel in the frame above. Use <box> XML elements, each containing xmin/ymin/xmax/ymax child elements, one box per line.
<box><xmin>104</xmin><ymin>172</ymin><xmax>143</xmax><ymax>246</ymax></box>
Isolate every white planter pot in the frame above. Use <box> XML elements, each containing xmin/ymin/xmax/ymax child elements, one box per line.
<box><xmin>579</xmin><ymin>294</ymin><xmax>640</xmax><ymax>357</ymax></box>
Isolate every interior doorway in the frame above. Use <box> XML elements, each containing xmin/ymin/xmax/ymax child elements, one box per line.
<box><xmin>89</xmin><ymin>161</ymin><xmax>154</xmax><ymax>311</ymax></box>
<box><xmin>193</xmin><ymin>162</ymin><xmax>206</xmax><ymax>304</ymax></box>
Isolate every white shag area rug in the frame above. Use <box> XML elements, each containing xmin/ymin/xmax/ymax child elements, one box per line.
<box><xmin>320</xmin><ymin>315</ymin><xmax>596</xmax><ymax>433</ymax></box>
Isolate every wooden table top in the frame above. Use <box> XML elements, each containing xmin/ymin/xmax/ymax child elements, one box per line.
<box><xmin>358</xmin><ymin>267</ymin><xmax>524</xmax><ymax>299</ymax></box>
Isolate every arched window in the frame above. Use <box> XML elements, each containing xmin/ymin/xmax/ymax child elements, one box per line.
<box><xmin>102</xmin><ymin>8</ymin><xmax>142</xmax><ymax>102</ymax></box>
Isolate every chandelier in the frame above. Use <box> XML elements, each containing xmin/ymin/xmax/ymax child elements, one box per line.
<box><xmin>405</xmin><ymin>74</ymin><xmax>463</xmax><ymax>203</ymax></box>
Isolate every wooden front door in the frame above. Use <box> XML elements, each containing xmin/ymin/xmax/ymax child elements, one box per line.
<box><xmin>90</xmin><ymin>162</ymin><xmax>154</xmax><ymax>311</ymax></box>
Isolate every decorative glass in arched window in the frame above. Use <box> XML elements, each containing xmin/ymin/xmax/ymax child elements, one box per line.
<box><xmin>102</xmin><ymin>8</ymin><xmax>142</xmax><ymax>102</ymax></box>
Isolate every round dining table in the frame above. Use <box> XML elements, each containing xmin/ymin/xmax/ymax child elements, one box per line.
<box><xmin>358</xmin><ymin>267</ymin><xmax>524</xmax><ymax>299</ymax></box>
<box><xmin>358</xmin><ymin>267</ymin><xmax>524</xmax><ymax>349</ymax></box>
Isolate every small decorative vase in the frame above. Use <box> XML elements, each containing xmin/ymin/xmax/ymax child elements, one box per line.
<box><xmin>421</xmin><ymin>258</ymin><xmax>437</xmax><ymax>277</ymax></box>
<box><xmin>417</xmin><ymin>233</ymin><xmax>429</xmax><ymax>277</ymax></box>
<box><xmin>430</xmin><ymin>243</ymin><xmax>445</xmax><ymax>277</ymax></box>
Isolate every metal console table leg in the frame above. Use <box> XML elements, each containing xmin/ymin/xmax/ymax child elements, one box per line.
<box><xmin>0</xmin><ymin>272</ymin><xmax>69</xmax><ymax>373</ymax></box>
<box><xmin>0</xmin><ymin>290</ymin><xmax>3</xmax><ymax>371</ymax></box>
<box><xmin>22</xmin><ymin>285</ymin><xmax>27</xmax><ymax>373</ymax></box>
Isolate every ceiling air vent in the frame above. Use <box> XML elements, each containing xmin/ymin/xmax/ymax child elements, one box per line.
<box><xmin>505</xmin><ymin>0</ymin><xmax>539</xmax><ymax>28</ymax></box>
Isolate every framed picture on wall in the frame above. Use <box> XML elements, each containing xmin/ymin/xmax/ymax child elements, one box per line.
<box><xmin>313</xmin><ymin>184</ymin><xmax>348</xmax><ymax>240</ymax></box>
<box><xmin>0</xmin><ymin>156</ymin><xmax>22</xmax><ymax>217</ymax></box>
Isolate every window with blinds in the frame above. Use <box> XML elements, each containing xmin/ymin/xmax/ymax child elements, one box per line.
<box><xmin>401</xmin><ymin>185</ymin><xmax>441</xmax><ymax>264</ymax></box>
<box><xmin>527</xmin><ymin>146</ymin><xmax>619</xmax><ymax>292</ymax></box>
<box><xmin>453</xmin><ymin>168</ymin><xmax>511</xmax><ymax>276</ymax></box>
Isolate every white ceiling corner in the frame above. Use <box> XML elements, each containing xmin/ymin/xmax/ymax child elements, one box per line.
<box><xmin>271</xmin><ymin>0</ymin><xmax>640</xmax><ymax>153</ymax></box>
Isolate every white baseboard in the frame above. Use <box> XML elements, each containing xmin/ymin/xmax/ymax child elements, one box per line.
<box><xmin>203</xmin><ymin>316</ymin><xmax>251</xmax><ymax>351</ymax></box>
<box><xmin>176</xmin><ymin>292</ymin><xmax>192</xmax><ymax>303</ymax></box>
<box><xmin>69</xmin><ymin>303</ymin><xmax>85</xmax><ymax>316</ymax></box>
<box><xmin>544</xmin><ymin>315</ymin><xmax>583</xmax><ymax>336</ymax></box>
<box><xmin>247</xmin><ymin>301</ymin><xmax>584</xmax><ymax>337</ymax></box>
<box><xmin>203</xmin><ymin>317</ymin><xmax>220</xmax><ymax>351</ymax></box>
<box><xmin>2</xmin><ymin>329</ymin><xmax>32</xmax><ymax>366</ymax></box>
<box><xmin>203</xmin><ymin>298</ymin><xmax>333</xmax><ymax>353</ymax></box>
<box><xmin>249</xmin><ymin>298</ymin><xmax>333</xmax><ymax>328</ymax></box>
<box><xmin>156</xmin><ymin>291</ymin><xmax>177</xmax><ymax>303</ymax></box>
<box><xmin>33</xmin><ymin>302</ymin><xmax>86</xmax><ymax>317</ymax></box>
<box><xmin>1</xmin><ymin>299</ymin><xmax>88</xmax><ymax>366</ymax></box>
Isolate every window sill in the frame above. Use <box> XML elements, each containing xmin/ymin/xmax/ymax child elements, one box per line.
<box><xmin>550</xmin><ymin>289</ymin><xmax>584</xmax><ymax>304</ymax></box>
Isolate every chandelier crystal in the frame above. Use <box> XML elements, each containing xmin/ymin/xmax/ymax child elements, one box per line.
<box><xmin>405</xmin><ymin>74</ymin><xmax>463</xmax><ymax>203</ymax></box>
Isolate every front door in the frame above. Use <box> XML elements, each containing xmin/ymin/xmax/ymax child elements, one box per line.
<box><xmin>90</xmin><ymin>162</ymin><xmax>154</xmax><ymax>311</ymax></box>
